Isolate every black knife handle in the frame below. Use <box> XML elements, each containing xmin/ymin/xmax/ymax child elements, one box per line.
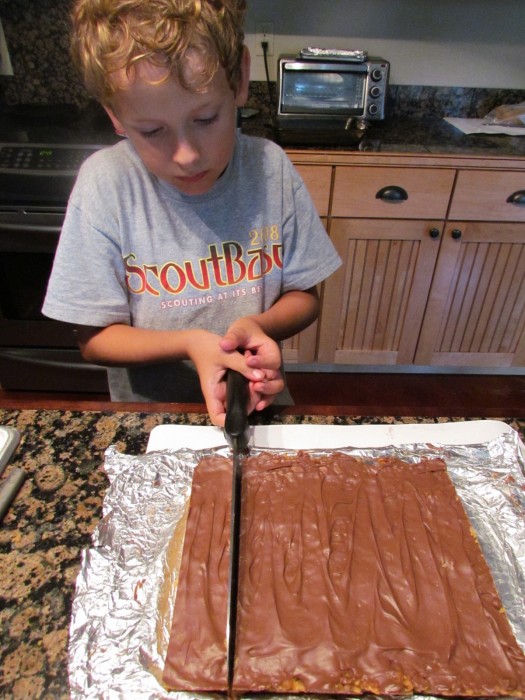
<box><xmin>225</xmin><ymin>370</ymin><xmax>249</xmax><ymax>439</ymax></box>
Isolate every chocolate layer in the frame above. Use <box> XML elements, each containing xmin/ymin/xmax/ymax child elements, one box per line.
<box><xmin>162</xmin><ymin>455</ymin><xmax>230</xmax><ymax>691</ymax></box>
<box><xmin>163</xmin><ymin>452</ymin><xmax>525</xmax><ymax>695</ymax></box>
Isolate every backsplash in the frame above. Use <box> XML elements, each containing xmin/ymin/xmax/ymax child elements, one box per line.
<box><xmin>0</xmin><ymin>0</ymin><xmax>524</xmax><ymax>120</ymax></box>
<box><xmin>0</xmin><ymin>0</ymin><xmax>87</xmax><ymax>108</ymax></box>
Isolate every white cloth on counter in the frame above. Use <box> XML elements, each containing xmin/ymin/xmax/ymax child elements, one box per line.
<box><xmin>444</xmin><ymin>117</ymin><xmax>525</xmax><ymax>136</ymax></box>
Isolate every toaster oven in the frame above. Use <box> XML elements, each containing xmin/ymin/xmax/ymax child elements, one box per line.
<box><xmin>275</xmin><ymin>50</ymin><xmax>389</xmax><ymax>146</ymax></box>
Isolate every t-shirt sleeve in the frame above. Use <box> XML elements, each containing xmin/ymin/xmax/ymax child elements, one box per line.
<box><xmin>42</xmin><ymin>158</ymin><xmax>131</xmax><ymax>327</ymax></box>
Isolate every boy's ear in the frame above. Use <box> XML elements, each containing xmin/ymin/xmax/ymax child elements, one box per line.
<box><xmin>235</xmin><ymin>45</ymin><xmax>251</xmax><ymax>107</ymax></box>
<box><xmin>104</xmin><ymin>106</ymin><xmax>126</xmax><ymax>136</ymax></box>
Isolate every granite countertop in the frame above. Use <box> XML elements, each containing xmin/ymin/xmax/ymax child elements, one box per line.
<box><xmin>0</xmin><ymin>101</ymin><xmax>524</xmax><ymax>159</ymax></box>
<box><xmin>243</xmin><ymin>114</ymin><xmax>525</xmax><ymax>158</ymax></box>
<box><xmin>0</xmin><ymin>406</ymin><xmax>524</xmax><ymax>698</ymax></box>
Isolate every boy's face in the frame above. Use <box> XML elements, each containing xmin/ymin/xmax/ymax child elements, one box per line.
<box><xmin>105</xmin><ymin>49</ymin><xmax>250</xmax><ymax>196</ymax></box>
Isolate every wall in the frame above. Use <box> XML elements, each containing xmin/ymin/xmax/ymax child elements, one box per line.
<box><xmin>245</xmin><ymin>0</ymin><xmax>525</xmax><ymax>88</ymax></box>
<box><xmin>0</xmin><ymin>0</ymin><xmax>523</xmax><ymax>109</ymax></box>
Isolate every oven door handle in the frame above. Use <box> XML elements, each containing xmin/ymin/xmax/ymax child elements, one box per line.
<box><xmin>0</xmin><ymin>222</ymin><xmax>62</xmax><ymax>234</ymax></box>
<box><xmin>0</xmin><ymin>348</ymin><xmax>101</xmax><ymax>371</ymax></box>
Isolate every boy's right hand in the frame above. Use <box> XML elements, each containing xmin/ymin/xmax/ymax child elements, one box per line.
<box><xmin>186</xmin><ymin>329</ymin><xmax>280</xmax><ymax>427</ymax></box>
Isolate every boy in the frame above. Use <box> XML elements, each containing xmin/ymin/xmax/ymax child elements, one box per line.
<box><xmin>43</xmin><ymin>0</ymin><xmax>341</xmax><ymax>427</ymax></box>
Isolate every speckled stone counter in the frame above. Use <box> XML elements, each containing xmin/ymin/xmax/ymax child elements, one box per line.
<box><xmin>0</xmin><ymin>407</ymin><xmax>524</xmax><ymax>698</ymax></box>
<box><xmin>1</xmin><ymin>96</ymin><xmax>525</xmax><ymax>158</ymax></box>
<box><xmin>242</xmin><ymin>113</ymin><xmax>525</xmax><ymax>158</ymax></box>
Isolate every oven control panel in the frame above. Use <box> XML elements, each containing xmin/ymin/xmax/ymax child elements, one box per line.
<box><xmin>0</xmin><ymin>144</ymin><xmax>102</xmax><ymax>174</ymax></box>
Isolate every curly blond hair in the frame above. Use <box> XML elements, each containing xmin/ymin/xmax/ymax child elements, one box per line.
<box><xmin>71</xmin><ymin>0</ymin><xmax>247</xmax><ymax>104</ymax></box>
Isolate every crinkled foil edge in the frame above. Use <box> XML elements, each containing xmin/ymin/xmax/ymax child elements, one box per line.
<box><xmin>68</xmin><ymin>431</ymin><xmax>525</xmax><ymax>699</ymax></box>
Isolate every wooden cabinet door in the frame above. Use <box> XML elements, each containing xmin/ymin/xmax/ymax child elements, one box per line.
<box><xmin>415</xmin><ymin>222</ymin><xmax>525</xmax><ymax>367</ymax></box>
<box><xmin>281</xmin><ymin>212</ymin><xmax>330</xmax><ymax>365</ymax></box>
<box><xmin>281</xmin><ymin>319</ymin><xmax>318</xmax><ymax>364</ymax></box>
<box><xmin>294</xmin><ymin>164</ymin><xmax>332</xmax><ymax>217</ymax></box>
<box><xmin>317</xmin><ymin>219</ymin><xmax>442</xmax><ymax>365</ymax></box>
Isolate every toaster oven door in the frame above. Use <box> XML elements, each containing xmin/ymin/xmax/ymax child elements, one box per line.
<box><xmin>279</xmin><ymin>60</ymin><xmax>368</xmax><ymax>117</ymax></box>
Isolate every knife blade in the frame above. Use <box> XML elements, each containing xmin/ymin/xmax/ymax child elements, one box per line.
<box><xmin>224</xmin><ymin>370</ymin><xmax>249</xmax><ymax>696</ymax></box>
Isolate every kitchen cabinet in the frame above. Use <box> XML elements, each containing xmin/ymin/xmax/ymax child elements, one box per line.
<box><xmin>316</xmin><ymin>218</ymin><xmax>442</xmax><ymax>365</ymax></box>
<box><xmin>416</xmin><ymin>171</ymin><xmax>525</xmax><ymax>367</ymax></box>
<box><xmin>318</xmin><ymin>162</ymin><xmax>456</xmax><ymax>366</ymax></box>
<box><xmin>294</xmin><ymin>164</ymin><xmax>332</xmax><ymax>217</ymax></box>
<box><xmin>285</xmin><ymin>151</ymin><xmax>525</xmax><ymax>370</ymax></box>
<box><xmin>281</xmin><ymin>163</ymin><xmax>332</xmax><ymax>363</ymax></box>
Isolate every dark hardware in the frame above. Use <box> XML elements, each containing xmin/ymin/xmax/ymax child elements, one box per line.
<box><xmin>429</xmin><ymin>227</ymin><xmax>440</xmax><ymax>239</ymax></box>
<box><xmin>507</xmin><ymin>190</ymin><xmax>525</xmax><ymax>206</ymax></box>
<box><xmin>225</xmin><ymin>370</ymin><xmax>249</xmax><ymax>449</ymax></box>
<box><xmin>376</xmin><ymin>185</ymin><xmax>408</xmax><ymax>202</ymax></box>
<box><xmin>224</xmin><ymin>369</ymin><xmax>249</xmax><ymax>694</ymax></box>
<box><xmin>451</xmin><ymin>229</ymin><xmax>462</xmax><ymax>240</ymax></box>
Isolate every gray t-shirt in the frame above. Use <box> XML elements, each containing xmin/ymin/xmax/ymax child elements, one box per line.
<box><xmin>43</xmin><ymin>133</ymin><xmax>341</xmax><ymax>402</ymax></box>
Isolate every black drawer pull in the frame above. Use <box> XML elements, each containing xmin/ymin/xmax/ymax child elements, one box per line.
<box><xmin>451</xmin><ymin>228</ymin><xmax>462</xmax><ymax>240</ymax></box>
<box><xmin>429</xmin><ymin>227</ymin><xmax>440</xmax><ymax>239</ymax></box>
<box><xmin>507</xmin><ymin>190</ymin><xmax>525</xmax><ymax>206</ymax></box>
<box><xmin>376</xmin><ymin>185</ymin><xmax>408</xmax><ymax>202</ymax></box>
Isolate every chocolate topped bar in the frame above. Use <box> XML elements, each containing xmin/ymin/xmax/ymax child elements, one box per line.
<box><xmin>162</xmin><ymin>452</ymin><xmax>525</xmax><ymax>696</ymax></box>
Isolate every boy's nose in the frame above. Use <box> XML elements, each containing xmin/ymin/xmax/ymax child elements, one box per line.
<box><xmin>171</xmin><ymin>137</ymin><xmax>199</xmax><ymax>167</ymax></box>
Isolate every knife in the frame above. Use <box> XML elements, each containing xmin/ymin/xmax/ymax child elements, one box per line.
<box><xmin>224</xmin><ymin>370</ymin><xmax>249</xmax><ymax>696</ymax></box>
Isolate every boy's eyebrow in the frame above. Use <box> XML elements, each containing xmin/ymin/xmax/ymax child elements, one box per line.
<box><xmin>127</xmin><ymin>104</ymin><xmax>218</xmax><ymax>126</ymax></box>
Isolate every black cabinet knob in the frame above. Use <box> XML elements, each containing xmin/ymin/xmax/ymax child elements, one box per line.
<box><xmin>429</xmin><ymin>227</ymin><xmax>440</xmax><ymax>239</ymax></box>
<box><xmin>451</xmin><ymin>229</ymin><xmax>462</xmax><ymax>240</ymax></box>
<box><xmin>375</xmin><ymin>185</ymin><xmax>408</xmax><ymax>202</ymax></box>
<box><xmin>507</xmin><ymin>190</ymin><xmax>525</xmax><ymax>206</ymax></box>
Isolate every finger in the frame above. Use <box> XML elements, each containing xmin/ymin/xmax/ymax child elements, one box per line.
<box><xmin>205</xmin><ymin>394</ymin><xmax>227</xmax><ymax>427</ymax></box>
<box><xmin>225</xmin><ymin>352</ymin><xmax>266</xmax><ymax>383</ymax></box>
<box><xmin>252</xmin><ymin>376</ymin><xmax>285</xmax><ymax>398</ymax></box>
<box><xmin>219</xmin><ymin>327</ymin><xmax>249</xmax><ymax>353</ymax></box>
<box><xmin>245</xmin><ymin>347</ymin><xmax>282</xmax><ymax>371</ymax></box>
<box><xmin>255</xmin><ymin>369</ymin><xmax>285</xmax><ymax>394</ymax></box>
<box><xmin>254</xmin><ymin>397</ymin><xmax>272</xmax><ymax>411</ymax></box>
<box><xmin>200</xmin><ymin>375</ymin><xmax>228</xmax><ymax>427</ymax></box>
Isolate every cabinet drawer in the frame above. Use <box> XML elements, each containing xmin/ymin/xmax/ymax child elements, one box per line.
<box><xmin>294</xmin><ymin>164</ymin><xmax>332</xmax><ymax>217</ymax></box>
<box><xmin>449</xmin><ymin>170</ymin><xmax>525</xmax><ymax>222</ymax></box>
<box><xmin>332</xmin><ymin>166</ymin><xmax>455</xmax><ymax>219</ymax></box>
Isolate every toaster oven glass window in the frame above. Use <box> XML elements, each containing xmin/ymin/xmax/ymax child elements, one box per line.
<box><xmin>281</xmin><ymin>71</ymin><xmax>366</xmax><ymax>115</ymax></box>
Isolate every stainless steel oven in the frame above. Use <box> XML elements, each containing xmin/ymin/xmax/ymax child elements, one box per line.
<box><xmin>0</xmin><ymin>143</ymin><xmax>109</xmax><ymax>392</ymax></box>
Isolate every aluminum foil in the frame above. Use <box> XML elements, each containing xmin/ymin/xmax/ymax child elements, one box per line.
<box><xmin>69</xmin><ymin>430</ymin><xmax>525</xmax><ymax>699</ymax></box>
<box><xmin>299</xmin><ymin>47</ymin><xmax>368</xmax><ymax>62</ymax></box>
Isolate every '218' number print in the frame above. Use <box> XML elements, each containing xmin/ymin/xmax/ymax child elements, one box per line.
<box><xmin>250</xmin><ymin>224</ymin><xmax>280</xmax><ymax>247</ymax></box>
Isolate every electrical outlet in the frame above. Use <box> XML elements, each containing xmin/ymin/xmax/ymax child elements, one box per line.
<box><xmin>255</xmin><ymin>21</ymin><xmax>274</xmax><ymax>57</ymax></box>
<box><xmin>0</xmin><ymin>19</ymin><xmax>13</xmax><ymax>76</ymax></box>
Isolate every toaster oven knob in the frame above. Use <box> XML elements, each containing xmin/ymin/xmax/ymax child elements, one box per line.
<box><xmin>370</xmin><ymin>86</ymin><xmax>382</xmax><ymax>99</ymax></box>
<box><xmin>371</xmin><ymin>68</ymin><xmax>383</xmax><ymax>82</ymax></box>
<box><xmin>368</xmin><ymin>103</ymin><xmax>379</xmax><ymax>116</ymax></box>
